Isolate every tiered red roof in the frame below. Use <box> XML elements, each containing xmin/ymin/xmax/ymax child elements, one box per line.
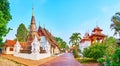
<box><xmin>4</xmin><ymin>40</ymin><xmax>27</xmax><ymax>47</ymax></box>
<box><xmin>90</xmin><ymin>33</ymin><xmax>105</xmax><ymax>38</ymax></box>
<box><xmin>80</xmin><ymin>33</ymin><xmax>91</xmax><ymax>43</ymax></box>
<box><xmin>37</xmin><ymin>26</ymin><xmax>45</xmax><ymax>36</ymax></box>
<box><xmin>90</xmin><ymin>26</ymin><xmax>105</xmax><ymax>38</ymax></box>
<box><xmin>92</xmin><ymin>26</ymin><xmax>102</xmax><ymax>32</ymax></box>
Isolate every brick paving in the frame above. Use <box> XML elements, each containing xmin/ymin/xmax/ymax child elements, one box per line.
<box><xmin>40</xmin><ymin>53</ymin><xmax>98</xmax><ymax>66</ymax></box>
<box><xmin>41</xmin><ymin>53</ymin><xmax>81</xmax><ymax>66</ymax></box>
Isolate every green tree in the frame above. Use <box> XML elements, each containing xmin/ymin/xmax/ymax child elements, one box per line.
<box><xmin>111</xmin><ymin>12</ymin><xmax>120</xmax><ymax>36</ymax></box>
<box><xmin>16</xmin><ymin>23</ymin><xmax>28</xmax><ymax>42</ymax></box>
<box><xmin>69</xmin><ymin>33</ymin><xmax>81</xmax><ymax>46</ymax></box>
<box><xmin>104</xmin><ymin>36</ymin><xmax>117</xmax><ymax>56</ymax></box>
<box><xmin>69</xmin><ymin>32</ymin><xmax>81</xmax><ymax>58</ymax></box>
<box><xmin>111</xmin><ymin>47</ymin><xmax>120</xmax><ymax>66</ymax></box>
<box><xmin>0</xmin><ymin>0</ymin><xmax>12</xmax><ymax>44</ymax></box>
<box><xmin>54</xmin><ymin>37</ymin><xmax>68</xmax><ymax>52</ymax></box>
<box><xmin>83</xmin><ymin>43</ymin><xmax>105</xmax><ymax>60</ymax></box>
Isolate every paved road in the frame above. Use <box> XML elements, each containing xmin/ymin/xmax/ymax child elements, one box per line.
<box><xmin>41</xmin><ymin>53</ymin><xmax>82</xmax><ymax>66</ymax></box>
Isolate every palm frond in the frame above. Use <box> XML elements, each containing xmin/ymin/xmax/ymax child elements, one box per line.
<box><xmin>110</xmin><ymin>24</ymin><xmax>115</xmax><ymax>28</ymax></box>
<box><xmin>115</xmin><ymin>12</ymin><xmax>120</xmax><ymax>16</ymax></box>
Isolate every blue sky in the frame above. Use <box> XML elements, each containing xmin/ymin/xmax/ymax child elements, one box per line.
<box><xmin>4</xmin><ymin>0</ymin><xmax>120</xmax><ymax>43</ymax></box>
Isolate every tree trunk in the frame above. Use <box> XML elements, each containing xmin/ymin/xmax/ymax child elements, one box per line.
<box><xmin>75</xmin><ymin>45</ymin><xmax>79</xmax><ymax>58</ymax></box>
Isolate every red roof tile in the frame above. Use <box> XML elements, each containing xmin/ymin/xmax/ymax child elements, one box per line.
<box><xmin>38</xmin><ymin>26</ymin><xmax>45</xmax><ymax>36</ymax></box>
<box><xmin>4</xmin><ymin>40</ymin><xmax>27</xmax><ymax>47</ymax></box>
<box><xmin>90</xmin><ymin>33</ymin><xmax>106</xmax><ymax>38</ymax></box>
<box><xmin>92</xmin><ymin>26</ymin><xmax>102</xmax><ymax>32</ymax></box>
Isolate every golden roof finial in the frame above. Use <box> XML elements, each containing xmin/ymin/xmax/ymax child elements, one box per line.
<box><xmin>96</xmin><ymin>20</ymin><xmax>98</xmax><ymax>27</ymax></box>
<box><xmin>32</xmin><ymin>4</ymin><xmax>34</xmax><ymax>16</ymax></box>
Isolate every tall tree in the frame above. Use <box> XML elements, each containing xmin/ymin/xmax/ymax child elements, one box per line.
<box><xmin>54</xmin><ymin>37</ymin><xmax>68</xmax><ymax>52</ymax></box>
<box><xmin>16</xmin><ymin>23</ymin><xmax>28</xmax><ymax>42</ymax></box>
<box><xmin>69</xmin><ymin>33</ymin><xmax>81</xmax><ymax>46</ymax></box>
<box><xmin>69</xmin><ymin>32</ymin><xmax>81</xmax><ymax>57</ymax></box>
<box><xmin>111</xmin><ymin>12</ymin><xmax>120</xmax><ymax>36</ymax></box>
<box><xmin>0</xmin><ymin>0</ymin><xmax>12</xmax><ymax>44</ymax></box>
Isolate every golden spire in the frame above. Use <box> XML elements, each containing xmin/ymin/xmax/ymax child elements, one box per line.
<box><xmin>30</xmin><ymin>4</ymin><xmax>36</xmax><ymax>32</ymax></box>
<box><xmin>32</xmin><ymin>5</ymin><xmax>34</xmax><ymax>16</ymax></box>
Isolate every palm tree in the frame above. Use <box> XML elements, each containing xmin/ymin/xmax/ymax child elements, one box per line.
<box><xmin>69</xmin><ymin>32</ymin><xmax>81</xmax><ymax>57</ymax></box>
<box><xmin>69</xmin><ymin>33</ymin><xmax>81</xmax><ymax>46</ymax></box>
<box><xmin>111</xmin><ymin>12</ymin><xmax>120</xmax><ymax>36</ymax></box>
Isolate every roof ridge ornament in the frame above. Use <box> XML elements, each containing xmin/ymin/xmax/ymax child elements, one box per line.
<box><xmin>32</xmin><ymin>6</ymin><xmax>34</xmax><ymax>16</ymax></box>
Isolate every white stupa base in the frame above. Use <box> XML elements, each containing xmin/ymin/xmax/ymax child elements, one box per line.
<box><xmin>13</xmin><ymin>52</ymin><xmax>51</xmax><ymax>60</ymax></box>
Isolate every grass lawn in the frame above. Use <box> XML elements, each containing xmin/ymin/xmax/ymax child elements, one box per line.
<box><xmin>76</xmin><ymin>57</ymin><xmax>98</xmax><ymax>64</ymax></box>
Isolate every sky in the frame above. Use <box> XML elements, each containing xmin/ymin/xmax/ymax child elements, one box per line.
<box><xmin>4</xmin><ymin>0</ymin><xmax>120</xmax><ymax>43</ymax></box>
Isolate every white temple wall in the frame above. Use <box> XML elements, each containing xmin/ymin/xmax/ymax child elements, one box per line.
<box><xmin>40</xmin><ymin>36</ymin><xmax>47</xmax><ymax>50</ymax></box>
<box><xmin>79</xmin><ymin>41</ymin><xmax>91</xmax><ymax>52</ymax></box>
<box><xmin>54</xmin><ymin>47</ymin><xmax>60</xmax><ymax>54</ymax></box>
<box><xmin>14</xmin><ymin>53</ymin><xmax>51</xmax><ymax>60</ymax></box>
<box><xmin>40</xmin><ymin>36</ymin><xmax>51</xmax><ymax>53</ymax></box>
<box><xmin>3</xmin><ymin>47</ymin><xmax>14</xmax><ymax>54</ymax></box>
<box><xmin>13</xmin><ymin>36</ymin><xmax>52</xmax><ymax>60</ymax></box>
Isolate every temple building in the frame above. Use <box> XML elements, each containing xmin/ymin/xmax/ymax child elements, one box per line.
<box><xmin>2</xmin><ymin>7</ymin><xmax>61</xmax><ymax>58</ymax></box>
<box><xmin>79</xmin><ymin>26</ymin><xmax>106</xmax><ymax>52</ymax></box>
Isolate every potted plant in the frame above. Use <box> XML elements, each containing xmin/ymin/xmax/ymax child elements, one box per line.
<box><xmin>97</xmin><ymin>58</ymin><xmax>105</xmax><ymax>66</ymax></box>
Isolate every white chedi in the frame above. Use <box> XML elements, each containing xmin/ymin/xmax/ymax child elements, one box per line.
<box><xmin>40</xmin><ymin>36</ymin><xmax>47</xmax><ymax>50</ymax></box>
<box><xmin>40</xmin><ymin>36</ymin><xmax>50</xmax><ymax>53</ymax></box>
<box><xmin>79</xmin><ymin>41</ymin><xmax>91</xmax><ymax>52</ymax></box>
<box><xmin>31</xmin><ymin>36</ymin><xmax>40</xmax><ymax>54</ymax></box>
<box><xmin>14</xmin><ymin>40</ymin><xmax>21</xmax><ymax>53</ymax></box>
<box><xmin>45</xmin><ymin>42</ymin><xmax>50</xmax><ymax>53</ymax></box>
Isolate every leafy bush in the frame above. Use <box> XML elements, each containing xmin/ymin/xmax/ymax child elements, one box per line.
<box><xmin>83</xmin><ymin>43</ymin><xmax>105</xmax><ymax>60</ymax></box>
<box><xmin>76</xmin><ymin>58</ymin><xmax>96</xmax><ymax>63</ymax></box>
<box><xmin>105</xmin><ymin>56</ymin><xmax>111</xmax><ymax>66</ymax></box>
<box><xmin>104</xmin><ymin>36</ymin><xmax>117</xmax><ymax>57</ymax></box>
<box><xmin>97</xmin><ymin>58</ymin><xmax>105</xmax><ymax>63</ymax></box>
<box><xmin>110</xmin><ymin>47</ymin><xmax>120</xmax><ymax>66</ymax></box>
